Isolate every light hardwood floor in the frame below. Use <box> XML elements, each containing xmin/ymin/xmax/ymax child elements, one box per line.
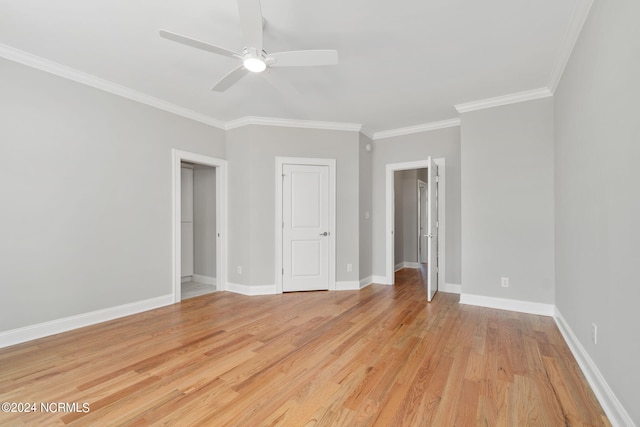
<box><xmin>0</xmin><ymin>269</ymin><xmax>609</xmax><ymax>426</ymax></box>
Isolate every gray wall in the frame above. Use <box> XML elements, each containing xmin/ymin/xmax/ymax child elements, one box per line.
<box><xmin>193</xmin><ymin>165</ymin><xmax>216</xmax><ymax>278</ymax></box>
<box><xmin>0</xmin><ymin>59</ymin><xmax>225</xmax><ymax>332</ymax></box>
<box><xmin>460</xmin><ymin>97</ymin><xmax>554</xmax><ymax>303</ymax></box>
<box><xmin>225</xmin><ymin>125</ymin><xmax>361</xmax><ymax>287</ymax></box>
<box><xmin>358</xmin><ymin>134</ymin><xmax>373</xmax><ymax>281</ymax></box>
<box><xmin>554</xmin><ymin>0</ymin><xmax>640</xmax><ymax>422</ymax></box>
<box><xmin>372</xmin><ymin>126</ymin><xmax>461</xmax><ymax>284</ymax></box>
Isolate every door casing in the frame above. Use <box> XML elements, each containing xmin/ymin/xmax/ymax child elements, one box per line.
<box><xmin>172</xmin><ymin>149</ymin><xmax>227</xmax><ymax>302</ymax></box>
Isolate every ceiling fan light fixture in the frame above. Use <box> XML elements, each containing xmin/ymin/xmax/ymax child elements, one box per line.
<box><xmin>243</xmin><ymin>57</ymin><xmax>266</xmax><ymax>73</ymax></box>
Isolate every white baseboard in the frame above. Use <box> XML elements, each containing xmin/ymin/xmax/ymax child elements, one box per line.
<box><xmin>181</xmin><ymin>276</ymin><xmax>191</xmax><ymax>283</ymax></box>
<box><xmin>459</xmin><ymin>293</ymin><xmax>554</xmax><ymax>317</ymax></box>
<box><xmin>359</xmin><ymin>276</ymin><xmax>373</xmax><ymax>289</ymax></box>
<box><xmin>394</xmin><ymin>262</ymin><xmax>420</xmax><ymax>272</ymax></box>
<box><xmin>226</xmin><ymin>282</ymin><xmax>277</xmax><ymax>296</ymax></box>
<box><xmin>403</xmin><ymin>262</ymin><xmax>420</xmax><ymax>269</ymax></box>
<box><xmin>554</xmin><ymin>309</ymin><xmax>635</xmax><ymax>427</ymax></box>
<box><xmin>441</xmin><ymin>283</ymin><xmax>462</xmax><ymax>294</ymax></box>
<box><xmin>192</xmin><ymin>274</ymin><xmax>216</xmax><ymax>286</ymax></box>
<box><xmin>0</xmin><ymin>294</ymin><xmax>174</xmax><ymax>349</ymax></box>
<box><xmin>371</xmin><ymin>275</ymin><xmax>391</xmax><ymax>285</ymax></box>
<box><xmin>336</xmin><ymin>281</ymin><xmax>361</xmax><ymax>291</ymax></box>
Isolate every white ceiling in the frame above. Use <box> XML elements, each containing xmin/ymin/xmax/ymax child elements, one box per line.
<box><xmin>0</xmin><ymin>0</ymin><xmax>586</xmax><ymax>134</ymax></box>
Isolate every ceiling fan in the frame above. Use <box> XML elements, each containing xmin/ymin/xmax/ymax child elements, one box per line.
<box><xmin>159</xmin><ymin>0</ymin><xmax>339</xmax><ymax>92</ymax></box>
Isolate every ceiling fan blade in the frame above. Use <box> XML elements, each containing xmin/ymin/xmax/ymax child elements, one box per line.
<box><xmin>268</xmin><ymin>50</ymin><xmax>339</xmax><ymax>67</ymax></box>
<box><xmin>211</xmin><ymin>65</ymin><xmax>249</xmax><ymax>92</ymax></box>
<box><xmin>159</xmin><ymin>30</ymin><xmax>240</xmax><ymax>58</ymax></box>
<box><xmin>237</xmin><ymin>0</ymin><xmax>263</xmax><ymax>51</ymax></box>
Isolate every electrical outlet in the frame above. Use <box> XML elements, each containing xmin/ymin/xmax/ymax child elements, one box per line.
<box><xmin>592</xmin><ymin>323</ymin><xmax>597</xmax><ymax>344</ymax></box>
<box><xmin>347</xmin><ymin>264</ymin><xmax>353</xmax><ymax>272</ymax></box>
<box><xmin>237</xmin><ymin>266</ymin><xmax>242</xmax><ymax>275</ymax></box>
<box><xmin>501</xmin><ymin>277</ymin><xmax>509</xmax><ymax>288</ymax></box>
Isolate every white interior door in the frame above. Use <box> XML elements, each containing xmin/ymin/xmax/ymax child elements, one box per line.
<box><xmin>427</xmin><ymin>158</ymin><xmax>439</xmax><ymax>301</ymax></box>
<box><xmin>282</xmin><ymin>164</ymin><xmax>330</xmax><ymax>292</ymax></box>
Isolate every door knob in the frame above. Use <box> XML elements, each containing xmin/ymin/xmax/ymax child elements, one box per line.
<box><xmin>320</xmin><ymin>232</ymin><xmax>329</xmax><ymax>236</ymax></box>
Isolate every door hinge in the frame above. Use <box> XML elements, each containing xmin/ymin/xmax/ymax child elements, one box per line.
<box><xmin>436</xmin><ymin>221</ymin><xmax>439</xmax><ymax>228</ymax></box>
<box><xmin>436</xmin><ymin>175</ymin><xmax>440</xmax><ymax>183</ymax></box>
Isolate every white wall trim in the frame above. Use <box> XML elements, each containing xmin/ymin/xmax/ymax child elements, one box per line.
<box><xmin>359</xmin><ymin>127</ymin><xmax>375</xmax><ymax>140</ymax></box>
<box><xmin>442</xmin><ymin>283</ymin><xmax>462</xmax><ymax>294</ymax></box>
<box><xmin>191</xmin><ymin>274</ymin><xmax>216</xmax><ymax>286</ymax></box>
<box><xmin>226</xmin><ymin>282</ymin><xmax>277</xmax><ymax>296</ymax></box>
<box><xmin>359</xmin><ymin>276</ymin><xmax>373</xmax><ymax>289</ymax></box>
<box><xmin>225</xmin><ymin>116</ymin><xmax>362</xmax><ymax>133</ymax></box>
<box><xmin>548</xmin><ymin>0</ymin><xmax>595</xmax><ymax>93</ymax></box>
<box><xmin>336</xmin><ymin>281</ymin><xmax>361</xmax><ymax>291</ymax></box>
<box><xmin>459</xmin><ymin>293</ymin><xmax>555</xmax><ymax>317</ymax></box>
<box><xmin>275</xmin><ymin>157</ymin><xmax>337</xmax><ymax>294</ymax></box>
<box><xmin>396</xmin><ymin>262</ymin><xmax>420</xmax><ymax>271</ymax></box>
<box><xmin>0</xmin><ymin>43</ymin><xmax>226</xmax><ymax>129</ymax></box>
<box><xmin>454</xmin><ymin>88</ymin><xmax>553</xmax><ymax>114</ymax></box>
<box><xmin>371</xmin><ymin>275</ymin><xmax>391</xmax><ymax>285</ymax></box>
<box><xmin>0</xmin><ymin>294</ymin><xmax>173</xmax><ymax>349</ymax></box>
<box><xmin>372</xmin><ymin>118</ymin><xmax>461</xmax><ymax>140</ymax></box>
<box><xmin>554</xmin><ymin>309</ymin><xmax>635</xmax><ymax>427</ymax></box>
<box><xmin>172</xmin><ymin>150</ymin><xmax>227</xmax><ymax>301</ymax></box>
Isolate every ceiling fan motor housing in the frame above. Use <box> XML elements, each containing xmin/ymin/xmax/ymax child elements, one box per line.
<box><xmin>242</xmin><ymin>47</ymin><xmax>267</xmax><ymax>72</ymax></box>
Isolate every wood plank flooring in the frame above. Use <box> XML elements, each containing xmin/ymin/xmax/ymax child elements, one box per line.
<box><xmin>0</xmin><ymin>269</ymin><xmax>610</xmax><ymax>426</ymax></box>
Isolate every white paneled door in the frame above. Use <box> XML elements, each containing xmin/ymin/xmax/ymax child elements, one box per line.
<box><xmin>427</xmin><ymin>157</ymin><xmax>439</xmax><ymax>301</ymax></box>
<box><xmin>282</xmin><ymin>164</ymin><xmax>330</xmax><ymax>292</ymax></box>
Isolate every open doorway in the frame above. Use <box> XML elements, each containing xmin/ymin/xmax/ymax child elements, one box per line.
<box><xmin>385</xmin><ymin>158</ymin><xmax>445</xmax><ymax>301</ymax></box>
<box><xmin>172</xmin><ymin>150</ymin><xmax>227</xmax><ymax>302</ymax></box>
<box><xmin>180</xmin><ymin>162</ymin><xmax>217</xmax><ymax>299</ymax></box>
<box><xmin>393</xmin><ymin>168</ymin><xmax>427</xmax><ymax>272</ymax></box>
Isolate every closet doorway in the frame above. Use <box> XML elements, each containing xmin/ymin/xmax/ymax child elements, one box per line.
<box><xmin>172</xmin><ymin>150</ymin><xmax>227</xmax><ymax>302</ymax></box>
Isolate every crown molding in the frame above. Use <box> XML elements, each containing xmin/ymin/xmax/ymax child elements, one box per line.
<box><xmin>359</xmin><ymin>127</ymin><xmax>375</xmax><ymax>140</ymax></box>
<box><xmin>455</xmin><ymin>87</ymin><xmax>552</xmax><ymax>114</ymax></box>
<box><xmin>0</xmin><ymin>43</ymin><xmax>226</xmax><ymax>129</ymax></box>
<box><xmin>372</xmin><ymin>118</ymin><xmax>461</xmax><ymax>140</ymax></box>
<box><xmin>225</xmin><ymin>116</ymin><xmax>362</xmax><ymax>132</ymax></box>
<box><xmin>1</xmin><ymin>45</ymin><xmax>366</xmax><ymax>134</ymax></box>
<box><xmin>548</xmin><ymin>0</ymin><xmax>594</xmax><ymax>93</ymax></box>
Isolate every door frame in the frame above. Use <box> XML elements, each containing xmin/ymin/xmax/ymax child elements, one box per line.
<box><xmin>172</xmin><ymin>149</ymin><xmax>227</xmax><ymax>302</ymax></box>
<box><xmin>275</xmin><ymin>157</ymin><xmax>336</xmax><ymax>294</ymax></box>
<box><xmin>385</xmin><ymin>158</ymin><xmax>445</xmax><ymax>287</ymax></box>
